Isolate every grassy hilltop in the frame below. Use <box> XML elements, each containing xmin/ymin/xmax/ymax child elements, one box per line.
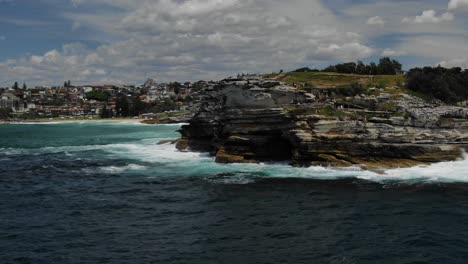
<box><xmin>264</xmin><ymin>72</ymin><xmax>405</xmax><ymax>89</ymax></box>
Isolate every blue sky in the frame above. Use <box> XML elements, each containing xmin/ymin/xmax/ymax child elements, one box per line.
<box><xmin>1</xmin><ymin>0</ymin><xmax>468</xmax><ymax>86</ymax></box>
<box><xmin>0</xmin><ymin>0</ymin><xmax>114</xmax><ymax>60</ymax></box>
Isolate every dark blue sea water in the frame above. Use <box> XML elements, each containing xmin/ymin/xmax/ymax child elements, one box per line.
<box><xmin>1</xmin><ymin>122</ymin><xmax>468</xmax><ymax>264</ymax></box>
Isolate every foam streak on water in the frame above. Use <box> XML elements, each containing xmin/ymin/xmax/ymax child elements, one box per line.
<box><xmin>0</xmin><ymin>122</ymin><xmax>467</xmax><ymax>184</ymax></box>
<box><xmin>2</xmin><ymin>122</ymin><xmax>468</xmax><ymax>264</ymax></box>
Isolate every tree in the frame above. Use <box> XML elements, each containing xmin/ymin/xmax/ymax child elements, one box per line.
<box><xmin>100</xmin><ymin>105</ymin><xmax>111</xmax><ymax>118</ymax></box>
<box><xmin>293</xmin><ymin>67</ymin><xmax>319</xmax><ymax>72</ymax></box>
<box><xmin>86</xmin><ymin>90</ymin><xmax>111</xmax><ymax>101</ymax></box>
<box><xmin>64</xmin><ymin>81</ymin><xmax>68</xmax><ymax>88</ymax></box>
<box><xmin>320</xmin><ymin>58</ymin><xmax>402</xmax><ymax>75</ymax></box>
<box><xmin>191</xmin><ymin>81</ymin><xmax>206</xmax><ymax>91</ymax></box>
<box><xmin>369</xmin><ymin>62</ymin><xmax>378</xmax><ymax>75</ymax></box>
<box><xmin>322</xmin><ymin>65</ymin><xmax>337</xmax><ymax>72</ymax></box>
<box><xmin>335</xmin><ymin>62</ymin><xmax>357</xmax><ymax>74</ymax></box>
<box><xmin>0</xmin><ymin>108</ymin><xmax>12</xmax><ymax>120</ymax></box>
<box><xmin>406</xmin><ymin>66</ymin><xmax>468</xmax><ymax>103</ymax></box>
<box><xmin>391</xmin><ymin>59</ymin><xmax>402</xmax><ymax>75</ymax></box>
<box><xmin>184</xmin><ymin>95</ymin><xmax>193</xmax><ymax>103</ymax></box>
<box><xmin>377</xmin><ymin>57</ymin><xmax>402</xmax><ymax>75</ymax></box>
<box><xmin>22</xmin><ymin>82</ymin><xmax>27</xmax><ymax>90</ymax></box>
<box><xmin>12</xmin><ymin>81</ymin><xmax>19</xmax><ymax>89</ymax></box>
<box><xmin>115</xmin><ymin>95</ymin><xmax>130</xmax><ymax>117</ymax></box>
<box><xmin>130</xmin><ymin>96</ymin><xmax>146</xmax><ymax>116</ymax></box>
<box><xmin>67</xmin><ymin>80</ymin><xmax>71</xmax><ymax>87</ymax></box>
<box><xmin>356</xmin><ymin>61</ymin><xmax>366</xmax><ymax>75</ymax></box>
<box><xmin>168</xmin><ymin>82</ymin><xmax>182</xmax><ymax>94</ymax></box>
<box><xmin>149</xmin><ymin>99</ymin><xmax>179</xmax><ymax>113</ymax></box>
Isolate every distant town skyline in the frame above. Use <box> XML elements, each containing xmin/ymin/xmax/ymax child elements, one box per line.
<box><xmin>1</xmin><ymin>0</ymin><xmax>468</xmax><ymax>86</ymax></box>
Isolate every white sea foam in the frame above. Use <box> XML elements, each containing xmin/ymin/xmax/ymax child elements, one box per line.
<box><xmin>7</xmin><ymin>122</ymin><xmax>63</xmax><ymax>125</ymax></box>
<box><xmin>99</xmin><ymin>164</ymin><xmax>148</xmax><ymax>173</ymax></box>
<box><xmin>86</xmin><ymin>142</ymin><xmax>468</xmax><ymax>183</ymax></box>
<box><xmin>3</xmin><ymin>125</ymin><xmax>468</xmax><ymax>183</ymax></box>
<box><xmin>0</xmin><ymin>148</ymin><xmax>26</xmax><ymax>155</ymax></box>
<box><xmin>103</xmin><ymin>141</ymin><xmax>208</xmax><ymax>163</ymax></box>
<box><xmin>219</xmin><ymin>156</ymin><xmax>468</xmax><ymax>183</ymax></box>
<box><xmin>154</xmin><ymin>123</ymin><xmax>189</xmax><ymax>126</ymax></box>
<box><xmin>0</xmin><ymin>145</ymin><xmax>106</xmax><ymax>156</ymax></box>
<box><xmin>207</xmin><ymin>174</ymin><xmax>257</xmax><ymax>185</ymax></box>
<box><xmin>375</xmin><ymin>154</ymin><xmax>468</xmax><ymax>183</ymax></box>
<box><xmin>7</xmin><ymin>121</ymin><xmax>181</xmax><ymax>126</ymax></box>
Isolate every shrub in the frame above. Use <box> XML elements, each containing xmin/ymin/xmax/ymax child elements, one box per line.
<box><xmin>406</xmin><ymin>66</ymin><xmax>468</xmax><ymax>103</ymax></box>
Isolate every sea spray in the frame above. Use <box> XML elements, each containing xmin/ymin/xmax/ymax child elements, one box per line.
<box><xmin>1</xmin><ymin>122</ymin><xmax>468</xmax><ymax>184</ymax></box>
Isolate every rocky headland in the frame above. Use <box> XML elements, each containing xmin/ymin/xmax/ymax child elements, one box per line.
<box><xmin>177</xmin><ymin>76</ymin><xmax>468</xmax><ymax>170</ymax></box>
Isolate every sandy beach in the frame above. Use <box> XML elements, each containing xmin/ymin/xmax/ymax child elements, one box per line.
<box><xmin>0</xmin><ymin>118</ymin><xmax>144</xmax><ymax>124</ymax></box>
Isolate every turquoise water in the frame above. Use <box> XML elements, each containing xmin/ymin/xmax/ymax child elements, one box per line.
<box><xmin>2</xmin><ymin>122</ymin><xmax>468</xmax><ymax>263</ymax></box>
<box><xmin>1</xmin><ymin>122</ymin><xmax>467</xmax><ymax>183</ymax></box>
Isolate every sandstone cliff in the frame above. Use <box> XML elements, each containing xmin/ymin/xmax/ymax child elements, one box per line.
<box><xmin>177</xmin><ymin>76</ymin><xmax>468</xmax><ymax>170</ymax></box>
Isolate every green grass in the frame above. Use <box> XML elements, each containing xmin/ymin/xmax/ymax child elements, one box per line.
<box><xmin>372</xmin><ymin>75</ymin><xmax>405</xmax><ymax>88</ymax></box>
<box><xmin>265</xmin><ymin>72</ymin><xmax>405</xmax><ymax>89</ymax></box>
<box><xmin>286</xmin><ymin>107</ymin><xmax>319</xmax><ymax>116</ymax></box>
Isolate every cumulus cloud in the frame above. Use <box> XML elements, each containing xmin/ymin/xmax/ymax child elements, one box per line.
<box><xmin>315</xmin><ymin>43</ymin><xmax>374</xmax><ymax>60</ymax></box>
<box><xmin>381</xmin><ymin>48</ymin><xmax>406</xmax><ymax>57</ymax></box>
<box><xmin>0</xmin><ymin>0</ymin><xmax>375</xmax><ymax>85</ymax></box>
<box><xmin>6</xmin><ymin>0</ymin><xmax>468</xmax><ymax>86</ymax></box>
<box><xmin>438</xmin><ymin>58</ymin><xmax>468</xmax><ymax>69</ymax></box>
<box><xmin>384</xmin><ymin>35</ymin><xmax>468</xmax><ymax>71</ymax></box>
<box><xmin>402</xmin><ymin>10</ymin><xmax>454</xmax><ymax>24</ymax></box>
<box><xmin>367</xmin><ymin>16</ymin><xmax>385</xmax><ymax>26</ymax></box>
<box><xmin>448</xmin><ymin>0</ymin><xmax>468</xmax><ymax>12</ymax></box>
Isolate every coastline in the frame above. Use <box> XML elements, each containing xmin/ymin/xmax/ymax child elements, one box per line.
<box><xmin>1</xmin><ymin>116</ymin><xmax>466</xmax><ymax>174</ymax></box>
<box><xmin>0</xmin><ymin>118</ymin><xmax>144</xmax><ymax>124</ymax></box>
<box><xmin>177</xmin><ymin>76</ymin><xmax>468</xmax><ymax>170</ymax></box>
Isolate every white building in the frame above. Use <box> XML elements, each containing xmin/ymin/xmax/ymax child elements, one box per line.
<box><xmin>0</xmin><ymin>93</ymin><xmax>24</xmax><ymax>112</ymax></box>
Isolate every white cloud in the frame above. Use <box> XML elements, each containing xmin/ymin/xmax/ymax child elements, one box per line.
<box><xmin>448</xmin><ymin>0</ymin><xmax>468</xmax><ymax>12</ymax></box>
<box><xmin>315</xmin><ymin>43</ymin><xmax>374</xmax><ymax>60</ymax></box>
<box><xmin>402</xmin><ymin>10</ymin><xmax>454</xmax><ymax>24</ymax></box>
<box><xmin>4</xmin><ymin>0</ymin><xmax>467</xmax><ymax>86</ymax></box>
<box><xmin>382</xmin><ymin>49</ymin><xmax>396</xmax><ymax>56</ymax></box>
<box><xmin>381</xmin><ymin>48</ymin><xmax>406</xmax><ymax>57</ymax></box>
<box><xmin>385</xmin><ymin>35</ymin><xmax>468</xmax><ymax>70</ymax></box>
<box><xmin>1</xmin><ymin>0</ymin><xmax>375</xmax><ymax>85</ymax></box>
<box><xmin>438</xmin><ymin>58</ymin><xmax>468</xmax><ymax>69</ymax></box>
<box><xmin>367</xmin><ymin>16</ymin><xmax>385</xmax><ymax>26</ymax></box>
<box><xmin>343</xmin><ymin>1</ymin><xmax>463</xmax><ymax>38</ymax></box>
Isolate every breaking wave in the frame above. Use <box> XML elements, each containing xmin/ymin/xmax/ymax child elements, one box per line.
<box><xmin>1</xmin><ymin>122</ymin><xmax>467</xmax><ymax>184</ymax></box>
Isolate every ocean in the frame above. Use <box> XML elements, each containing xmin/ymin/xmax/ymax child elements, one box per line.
<box><xmin>1</xmin><ymin>122</ymin><xmax>468</xmax><ymax>264</ymax></box>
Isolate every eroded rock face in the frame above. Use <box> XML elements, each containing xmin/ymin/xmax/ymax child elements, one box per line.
<box><xmin>178</xmin><ymin>76</ymin><xmax>468</xmax><ymax>169</ymax></box>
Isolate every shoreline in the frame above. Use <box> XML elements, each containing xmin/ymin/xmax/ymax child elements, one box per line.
<box><xmin>0</xmin><ymin>118</ymin><xmax>144</xmax><ymax>124</ymax></box>
<box><xmin>0</xmin><ymin>118</ymin><xmax>188</xmax><ymax>126</ymax></box>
